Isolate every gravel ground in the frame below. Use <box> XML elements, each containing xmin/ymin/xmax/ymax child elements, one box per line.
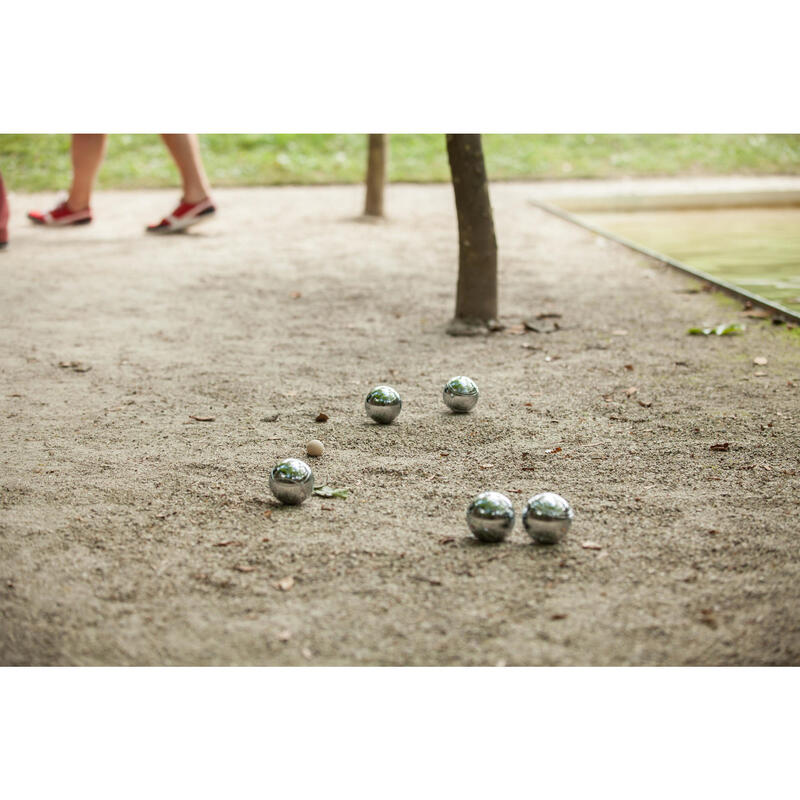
<box><xmin>1</xmin><ymin>183</ymin><xmax>799</xmax><ymax>665</ymax></box>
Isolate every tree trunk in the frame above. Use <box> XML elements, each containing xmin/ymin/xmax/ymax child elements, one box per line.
<box><xmin>0</xmin><ymin>171</ymin><xmax>8</xmax><ymax>246</ymax></box>
<box><xmin>446</xmin><ymin>134</ymin><xmax>498</xmax><ymax>334</ymax></box>
<box><xmin>363</xmin><ymin>134</ymin><xmax>387</xmax><ymax>217</ymax></box>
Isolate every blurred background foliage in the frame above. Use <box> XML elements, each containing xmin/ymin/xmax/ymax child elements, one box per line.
<box><xmin>1</xmin><ymin>134</ymin><xmax>799</xmax><ymax>192</ymax></box>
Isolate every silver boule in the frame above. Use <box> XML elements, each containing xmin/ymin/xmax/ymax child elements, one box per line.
<box><xmin>466</xmin><ymin>491</ymin><xmax>515</xmax><ymax>543</ymax></box>
<box><xmin>443</xmin><ymin>375</ymin><xmax>479</xmax><ymax>413</ymax></box>
<box><xmin>365</xmin><ymin>385</ymin><xmax>402</xmax><ymax>424</ymax></box>
<box><xmin>269</xmin><ymin>457</ymin><xmax>314</xmax><ymax>505</ymax></box>
<box><xmin>522</xmin><ymin>492</ymin><xmax>573</xmax><ymax>544</ymax></box>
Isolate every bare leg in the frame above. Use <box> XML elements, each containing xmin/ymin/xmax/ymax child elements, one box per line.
<box><xmin>68</xmin><ymin>134</ymin><xmax>108</xmax><ymax>211</ymax></box>
<box><xmin>159</xmin><ymin>134</ymin><xmax>212</xmax><ymax>204</ymax></box>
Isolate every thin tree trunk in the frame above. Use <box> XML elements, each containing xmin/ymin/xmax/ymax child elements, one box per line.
<box><xmin>363</xmin><ymin>134</ymin><xmax>387</xmax><ymax>217</ymax></box>
<box><xmin>446</xmin><ymin>134</ymin><xmax>498</xmax><ymax>334</ymax></box>
<box><xmin>0</xmin><ymin>172</ymin><xmax>8</xmax><ymax>246</ymax></box>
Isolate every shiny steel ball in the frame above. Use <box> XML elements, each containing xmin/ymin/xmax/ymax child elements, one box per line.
<box><xmin>269</xmin><ymin>457</ymin><xmax>314</xmax><ymax>505</ymax></box>
<box><xmin>522</xmin><ymin>492</ymin><xmax>573</xmax><ymax>544</ymax></box>
<box><xmin>365</xmin><ymin>385</ymin><xmax>402</xmax><ymax>424</ymax></box>
<box><xmin>443</xmin><ymin>376</ymin><xmax>479</xmax><ymax>413</ymax></box>
<box><xmin>466</xmin><ymin>491</ymin><xmax>515</xmax><ymax>543</ymax></box>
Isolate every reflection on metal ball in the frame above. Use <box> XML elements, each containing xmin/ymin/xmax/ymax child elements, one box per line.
<box><xmin>443</xmin><ymin>375</ymin><xmax>479</xmax><ymax>413</ymax></box>
<box><xmin>466</xmin><ymin>491</ymin><xmax>515</xmax><ymax>542</ymax></box>
<box><xmin>269</xmin><ymin>457</ymin><xmax>314</xmax><ymax>505</ymax></box>
<box><xmin>365</xmin><ymin>385</ymin><xmax>402</xmax><ymax>424</ymax></box>
<box><xmin>522</xmin><ymin>492</ymin><xmax>573</xmax><ymax>544</ymax></box>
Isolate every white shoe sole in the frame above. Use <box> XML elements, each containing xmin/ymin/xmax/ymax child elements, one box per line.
<box><xmin>146</xmin><ymin>207</ymin><xmax>216</xmax><ymax>235</ymax></box>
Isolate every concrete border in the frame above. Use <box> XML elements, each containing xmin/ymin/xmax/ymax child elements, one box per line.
<box><xmin>532</xmin><ymin>199</ymin><xmax>800</xmax><ymax>324</ymax></box>
<box><xmin>548</xmin><ymin>189</ymin><xmax>800</xmax><ymax>213</ymax></box>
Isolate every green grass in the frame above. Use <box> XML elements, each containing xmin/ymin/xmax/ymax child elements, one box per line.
<box><xmin>2</xmin><ymin>134</ymin><xmax>799</xmax><ymax>192</ymax></box>
<box><xmin>586</xmin><ymin>208</ymin><xmax>800</xmax><ymax>312</ymax></box>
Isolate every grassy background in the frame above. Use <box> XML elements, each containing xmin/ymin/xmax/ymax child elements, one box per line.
<box><xmin>1</xmin><ymin>134</ymin><xmax>799</xmax><ymax>192</ymax></box>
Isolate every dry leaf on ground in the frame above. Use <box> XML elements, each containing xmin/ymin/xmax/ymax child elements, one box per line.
<box><xmin>411</xmin><ymin>575</ymin><xmax>442</xmax><ymax>586</ymax></box>
<box><xmin>524</xmin><ymin>320</ymin><xmax>560</xmax><ymax>333</ymax></box>
<box><xmin>312</xmin><ymin>485</ymin><xmax>349</xmax><ymax>499</ymax></box>
<box><xmin>58</xmin><ymin>361</ymin><xmax>92</xmax><ymax>372</ymax></box>
<box><xmin>698</xmin><ymin>609</ymin><xmax>718</xmax><ymax>629</ymax></box>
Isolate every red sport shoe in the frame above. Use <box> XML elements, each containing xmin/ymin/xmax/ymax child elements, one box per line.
<box><xmin>28</xmin><ymin>201</ymin><xmax>92</xmax><ymax>226</ymax></box>
<box><xmin>146</xmin><ymin>197</ymin><xmax>216</xmax><ymax>234</ymax></box>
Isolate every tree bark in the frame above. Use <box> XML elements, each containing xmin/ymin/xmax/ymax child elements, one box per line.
<box><xmin>0</xmin><ymin>175</ymin><xmax>8</xmax><ymax>247</ymax></box>
<box><xmin>446</xmin><ymin>134</ymin><xmax>498</xmax><ymax>334</ymax></box>
<box><xmin>363</xmin><ymin>134</ymin><xmax>387</xmax><ymax>217</ymax></box>
<box><xmin>0</xmin><ymin>171</ymin><xmax>8</xmax><ymax>246</ymax></box>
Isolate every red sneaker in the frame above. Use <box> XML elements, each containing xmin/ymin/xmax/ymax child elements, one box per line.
<box><xmin>146</xmin><ymin>197</ymin><xmax>216</xmax><ymax>234</ymax></box>
<box><xmin>28</xmin><ymin>201</ymin><xmax>92</xmax><ymax>226</ymax></box>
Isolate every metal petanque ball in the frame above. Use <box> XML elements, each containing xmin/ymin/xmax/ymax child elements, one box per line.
<box><xmin>269</xmin><ymin>457</ymin><xmax>314</xmax><ymax>505</ymax></box>
<box><xmin>466</xmin><ymin>491</ymin><xmax>515</xmax><ymax>543</ymax></box>
<box><xmin>443</xmin><ymin>375</ymin><xmax>479</xmax><ymax>413</ymax></box>
<box><xmin>365</xmin><ymin>385</ymin><xmax>402</xmax><ymax>424</ymax></box>
<box><xmin>522</xmin><ymin>492</ymin><xmax>574</xmax><ymax>544</ymax></box>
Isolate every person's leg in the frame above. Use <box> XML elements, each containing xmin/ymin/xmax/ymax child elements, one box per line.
<box><xmin>0</xmin><ymin>171</ymin><xmax>8</xmax><ymax>247</ymax></box>
<box><xmin>67</xmin><ymin>134</ymin><xmax>108</xmax><ymax>211</ymax></box>
<box><xmin>145</xmin><ymin>134</ymin><xmax>215</xmax><ymax>234</ymax></box>
<box><xmin>28</xmin><ymin>134</ymin><xmax>105</xmax><ymax>225</ymax></box>
<box><xmin>159</xmin><ymin>134</ymin><xmax>212</xmax><ymax>204</ymax></box>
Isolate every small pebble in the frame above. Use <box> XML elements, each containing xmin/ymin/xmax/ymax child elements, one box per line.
<box><xmin>306</xmin><ymin>439</ymin><xmax>324</xmax><ymax>457</ymax></box>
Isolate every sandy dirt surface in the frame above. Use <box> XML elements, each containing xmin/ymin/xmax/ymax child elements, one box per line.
<box><xmin>1</xmin><ymin>184</ymin><xmax>799</xmax><ymax>665</ymax></box>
